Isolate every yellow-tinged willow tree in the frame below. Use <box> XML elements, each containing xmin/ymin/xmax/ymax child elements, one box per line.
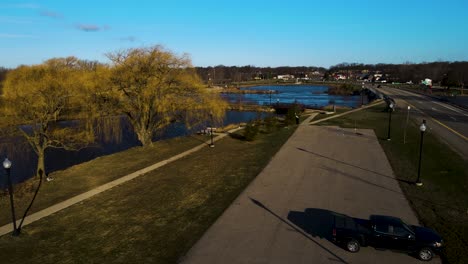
<box><xmin>107</xmin><ymin>45</ymin><xmax>227</xmax><ymax>146</ymax></box>
<box><xmin>2</xmin><ymin>57</ymin><xmax>98</xmax><ymax>178</ymax></box>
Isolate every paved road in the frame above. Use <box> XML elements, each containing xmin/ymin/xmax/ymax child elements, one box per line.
<box><xmin>375</xmin><ymin>86</ymin><xmax>468</xmax><ymax>159</ymax></box>
<box><xmin>181</xmin><ymin>120</ymin><xmax>441</xmax><ymax>263</ymax></box>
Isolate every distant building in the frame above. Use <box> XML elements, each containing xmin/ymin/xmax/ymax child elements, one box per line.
<box><xmin>335</xmin><ymin>74</ymin><xmax>347</xmax><ymax>80</ymax></box>
<box><xmin>277</xmin><ymin>74</ymin><xmax>294</xmax><ymax>80</ymax></box>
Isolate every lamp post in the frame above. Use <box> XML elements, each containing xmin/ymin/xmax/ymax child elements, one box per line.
<box><xmin>2</xmin><ymin>157</ymin><xmax>43</xmax><ymax>236</ymax></box>
<box><xmin>415</xmin><ymin>120</ymin><xmax>426</xmax><ymax>186</ymax></box>
<box><xmin>403</xmin><ymin>105</ymin><xmax>411</xmax><ymax>144</ymax></box>
<box><xmin>209</xmin><ymin>113</ymin><xmax>214</xmax><ymax>148</ymax></box>
<box><xmin>3</xmin><ymin>158</ymin><xmax>19</xmax><ymax>236</ymax></box>
<box><xmin>387</xmin><ymin>102</ymin><xmax>394</xmax><ymax>141</ymax></box>
<box><xmin>361</xmin><ymin>86</ymin><xmax>365</xmax><ymax>106</ymax></box>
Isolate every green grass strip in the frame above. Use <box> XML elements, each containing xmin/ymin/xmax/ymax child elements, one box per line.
<box><xmin>0</xmin><ymin>125</ymin><xmax>296</xmax><ymax>263</ymax></box>
<box><xmin>319</xmin><ymin>105</ymin><xmax>468</xmax><ymax>264</ymax></box>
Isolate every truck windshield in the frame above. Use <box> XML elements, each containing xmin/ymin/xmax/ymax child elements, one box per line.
<box><xmin>400</xmin><ymin>220</ymin><xmax>414</xmax><ymax>233</ymax></box>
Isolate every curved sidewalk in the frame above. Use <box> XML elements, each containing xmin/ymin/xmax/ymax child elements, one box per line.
<box><xmin>0</xmin><ymin>128</ymin><xmax>241</xmax><ymax>237</ymax></box>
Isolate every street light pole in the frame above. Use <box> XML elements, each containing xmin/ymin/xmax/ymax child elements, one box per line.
<box><xmin>3</xmin><ymin>158</ymin><xmax>19</xmax><ymax>236</ymax></box>
<box><xmin>416</xmin><ymin>120</ymin><xmax>426</xmax><ymax>186</ymax></box>
<box><xmin>404</xmin><ymin>105</ymin><xmax>411</xmax><ymax>144</ymax></box>
<box><xmin>2</xmin><ymin>158</ymin><xmax>43</xmax><ymax>236</ymax></box>
<box><xmin>361</xmin><ymin>86</ymin><xmax>364</xmax><ymax>107</ymax></box>
<box><xmin>387</xmin><ymin>103</ymin><xmax>394</xmax><ymax>141</ymax></box>
<box><xmin>210</xmin><ymin>113</ymin><xmax>214</xmax><ymax>148</ymax></box>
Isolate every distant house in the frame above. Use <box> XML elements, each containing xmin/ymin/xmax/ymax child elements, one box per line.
<box><xmin>277</xmin><ymin>74</ymin><xmax>294</xmax><ymax>80</ymax></box>
<box><xmin>335</xmin><ymin>74</ymin><xmax>347</xmax><ymax>80</ymax></box>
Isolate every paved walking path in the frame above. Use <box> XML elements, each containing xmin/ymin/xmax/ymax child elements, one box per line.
<box><xmin>181</xmin><ymin>109</ymin><xmax>440</xmax><ymax>263</ymax></box>
<box><xmin>0</xmin><ymin>128</ymin><xmax>241</xmax><ymax>237</ymax></box>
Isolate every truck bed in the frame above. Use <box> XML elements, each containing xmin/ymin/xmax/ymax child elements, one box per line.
<box><xmin>332</xmin><ymin>213</ymin><xmax>372</xmax><ymax>244</ymax></box>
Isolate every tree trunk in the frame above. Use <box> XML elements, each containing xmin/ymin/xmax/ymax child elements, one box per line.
<box><xmin>136</xmin><ymin>129</ymin><xmax>153</xmax><ymax>146</ymax></box>
<box><xmin>36</xmin><ymin>147</ymin><xmax>46</xmax><ymax>179</ymax></box>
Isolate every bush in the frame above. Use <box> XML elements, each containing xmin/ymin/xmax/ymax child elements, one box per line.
<box><xmin>244</xmin><ymin>121</ymin><xmax>259</xmax><ymax>141</ymax></box>
<box><xmin>285</xmin><ymin>103</ymin><xmax>302</xmax><ymax>125</ymax></box>
<box><xmin>263</xmin><ymin>116</ymin><xmax>278</xmax><ymax>133</ymax></box>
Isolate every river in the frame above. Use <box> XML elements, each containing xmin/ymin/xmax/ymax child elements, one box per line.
<box><xmin>1</xmin><ymin>84</ymin><xmax>361</xmax><ymax>187</ymax></box>
<box><xmin>0</xmin><ymin>111</ymin><xmax>268</xmax><ymax>187</ymax></box>
<box><xmin>222</xmin><ymin>85</ymin><xmax>362</xmax><ymax>108</ymax></box>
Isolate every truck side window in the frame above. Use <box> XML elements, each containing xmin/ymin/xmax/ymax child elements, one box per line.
<box><xmin>393</xmin><ymin>225</ymin><xmax>410</xmax><ymax>237</ymax></box>
<box><xmin>375</xmin><ymin>223</ymin><xmax>389</xmax><ymax>234</ymax></box>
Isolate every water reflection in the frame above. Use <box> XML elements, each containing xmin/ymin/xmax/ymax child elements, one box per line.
<box><xmin>223</xmin><ymin>85</ymin><xmax>361</xmax><ymax>108</ymax></box>
<box><xmin>1</xmin><ymin>85</ymin><xmax>359</xmax><ymax>187</ymax></box>
<box><xmin>0</xmin><ymin>111</ymin><xmax>265</xmax><ymax>187</ymax></box>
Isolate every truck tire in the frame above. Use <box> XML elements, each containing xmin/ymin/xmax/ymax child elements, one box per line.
<box><xmin>346</xmin><ymin>239</ymin><xmax>360</xmax><ymax>253</ymax></box>
<box><xmin>418</xmin><ymin>248</ymin><xmax>433</xmax><ymax>261</ymax></box>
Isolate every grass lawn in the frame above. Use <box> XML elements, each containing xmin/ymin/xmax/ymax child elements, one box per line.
<box><xmin>0</xmin><ymin>122</ymin><xmax>297</xmax><ymax>263</ymax></box>
<box><xmin>0</xmin><ymin>135</ymin><xmax>209</xmax><ymax>226</ymax></box>
<box><xmin>319</xmin><ymin>105</ymin><xmax>468</xmax><ymax>264</ymax></box>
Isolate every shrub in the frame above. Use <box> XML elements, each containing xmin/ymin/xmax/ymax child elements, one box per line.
<box><xmin>263</xmin><ymin>116</ymin><xmax>278</xmax><ymax>133</ymax></box>
<box><xmin>285</xmin><ymin>103</ymin><xmax>302</xmax><ymax>125</ymax></box>
<box><xmin>244</xmin><ymin>121</ymin><xmax>259</xmax><ymax>141</ymax></box>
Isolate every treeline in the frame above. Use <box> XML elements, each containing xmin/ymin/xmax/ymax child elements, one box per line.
<box><xmin>193</xmin><ymin>62</ymin><xmax>468</xmax><ymax>87</ymax></box>
<box><xmin>195</xmin><ymin>65</ymin><xmax>327</xmax><ymax>84</ymax></box>
<box><xmin>328</xmin><ymin>62</ymin><xmax>468</xmax><ymax>86</ymax></box>
<box><xmin>4</xmin><ymin>62</ymin><xmax>467</xmax><ymax>90</ymax></box>
<box><xmin>0</xmin><ymin>67</ymin><xmax>9</xmax><ymax>94</ymax></box>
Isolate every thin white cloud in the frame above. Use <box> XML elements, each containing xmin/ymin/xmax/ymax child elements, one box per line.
<box><xmin>0</xmin><ymin>15</ymin><xmax>35</xmax><ymax>24</ymax></box>
<box><xmin>76</xmin><ymin>24</ymin><xmax>111</xmax><ymax>32</ymax></box>
<box><xmin>0</xmin><ymin>33</ymin><xmax>37</xmax><ymax>38</ymax></box>
<box><xmin>40</xmin><ymin>10</ymin><xmax>63</xmax><ymax>19</ymax></box>
<box><xmin>0</xmin><ymin>3</ymin><xmax>40</xmax><ymax>9</ymax></box>
<box><xmin>120</xmin><ymin>36</ymin><xmax>136</xmax><ymax>42</ymax></box>
<box><xmin>76</xmin><ymin>24</ymin><xmax>100</xmax><ymax>32</ymax></box>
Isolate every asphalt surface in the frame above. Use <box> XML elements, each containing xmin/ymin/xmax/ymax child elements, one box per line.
<box><xmin>375</xmin><ymin>86</ymin><xmax>468</xmax><ymax>159</ymax></box>
<box><xmin>181</xmin><ymin>119</ymin><xmax>441</xmax><ymax>263</ymax></box>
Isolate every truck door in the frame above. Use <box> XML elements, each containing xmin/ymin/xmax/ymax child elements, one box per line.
<box><xmin>389</xmin><ymin>224</ymin><xmax>415</xmax><ymax>251</ymax></box>
<box><xmin>373</xmin><ymin>222</ymin><xmax>397</xmax><ymax>249</ymax></box>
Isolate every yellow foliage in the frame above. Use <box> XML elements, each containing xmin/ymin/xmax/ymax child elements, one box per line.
<box><xmin>107</xmin><ymin>45</ymin><xmax>227</xmax><ymax>145</ymax></box>
<box><xmin>2</xmin><ymin>58</ymin><xmax>99</xmax><ymax>176</ymax></box>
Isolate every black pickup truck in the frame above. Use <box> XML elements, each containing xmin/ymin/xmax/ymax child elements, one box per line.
<box><xmin>332</xmin><ymin>214</ymin><xmax>443</xmax><ymax>261</ymax></box>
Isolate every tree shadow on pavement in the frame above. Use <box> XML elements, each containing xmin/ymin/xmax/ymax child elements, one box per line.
<box><xmin>318</xmin><ymin>165</ymin><xmax>405</xmax><ymax>196</ymax></box>
<box><xmin>249</xmin><ymin>197</ymin><xmax>349</xmax><ymax>264</ymax></box>
<box><xmin>298</xmin><ymin>148</ymin><xmax>461</xmax><ymax>212</ymax></box>
<box><xmin>296</xmin><ymin>147</ymin><xmax>414</xmax><ymax>185</ymax></box>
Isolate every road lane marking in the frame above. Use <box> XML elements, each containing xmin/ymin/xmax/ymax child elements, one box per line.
<box><xmin>380</xmin><ymin>88</ymin><xmax>468</xmax><ymax>141</ymax></box>
<box><xmin>406</xmin><ymin>102</ymin><xmax>468</xmax><ymax>141</ymax></box>
<box><xmin>394</xmin><ymin>88</ymin><xmax>425</xmax><ymax>98</ymax></box>
<box><xmin>394</xmin><ymin>87</ymin><xmax>468</xmax><ymax>116</ymax></box>
<box><xmin>430</xmin><ymin>118</ymin><xmax>468</xmax><ymax>141</ymax></box>
<box><xmin>450</xmin><ymin>116</ymin><xmax>457</xmax><ymax>121</ymax></box>
<box><xmin>406</xmin><ymin>102</ymin><xmax>424</xmax><ymax>114</ymax></box>
<box><xmin>432</xmin><ymin>101</ymin><xmax>468</xmax><ymax>116</ymax></box>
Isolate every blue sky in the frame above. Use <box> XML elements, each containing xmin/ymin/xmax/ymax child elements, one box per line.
<box><xmin>1</xmin><ymin>0</ymin><xmax>468</xmax><ymax>68</ymax></box>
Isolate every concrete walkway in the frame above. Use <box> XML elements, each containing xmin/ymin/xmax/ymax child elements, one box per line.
<box><xmin>181</xmin><ymin>111</ymin><xmax>440</xmax><ymax>263</ymax></box>
<box><xmin>0</xmin><ymin>128</ymin><xmax>241</xmax><ymax>236</ymax></box>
